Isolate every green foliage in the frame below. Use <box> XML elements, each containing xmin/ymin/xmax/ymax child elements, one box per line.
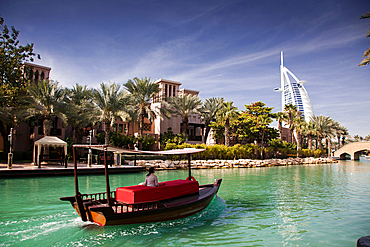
<box><xmin>66</xmin><ymin>136</ymin><xmax>74</xmax><ymax>160</ymax></box>
<box><xmin>96</xmin><ymin>131</ymin><xmax>137</xmax><ymax>149</ymax></box>
<box><xmin>313</xmin><ymin>149</ymin><xmax>325</xmax><ymax>158</ymax></box>
<box><xmin>159</xmin><ymin>127</ymin><xmax>185</xmax><ymax>149</ymax></box>
<box><xmin>229</xmin><ymin>102</ymin><xmax>277</xmax><ymax>145</ymax></box>
<box><xmin>0</xmin><ymin>16</ymin><xmax>40</xmax><ymax>151</ymax></box>
<box><xmin>0</xmin><ymin>15</ymin><xmax>40</xmax><ymax>87</ymax></box>
<box><xmin>208</xmin><ymin>121</ymin><xmax>225</xmax><ymax>143</ymax></box>
<box><xmin>359</xmin><ymin>11</ymin><xmax>370</xmax><ymax>66</ymax></box>
<box><xmin>123</xmin><ymin>77</ymin><xmax>161</xmax><ymax>137</ymax></box>
<box><xmin>137</xmin><ymin>135</ymin><xmax>156</xmax><ymax>151</ymax></box>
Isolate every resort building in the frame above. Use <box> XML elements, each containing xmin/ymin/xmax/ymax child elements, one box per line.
<box><xmin>23</xmin><ymin>62</ymin><xmax>51</xmax><ymax>82</ymax></box>
<box><xmin>0</xmin><ymin>62</ymin><xmax>204</xmax><ymax>152</ymax></box>
<box><xmin>152</xmin><ymin>79</ymin><xmax>204</xmax><ymax>147</ymax></box>
<box><xmin>274</xmin><ymin>52</ymin><xmax>314</xmax><ymax>123</ymax></box>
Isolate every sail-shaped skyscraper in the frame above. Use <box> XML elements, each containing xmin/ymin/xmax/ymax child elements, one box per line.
<box><xmin>274</xmin><ymin>52</ymin><xmax>314</xmax><ymax>123</ymax></box>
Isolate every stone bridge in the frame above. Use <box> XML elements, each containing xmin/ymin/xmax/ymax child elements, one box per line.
<box><xmin>333</xmin><ymin>142</ymin><xmax>370</xmax><ymax>160</ymax></box>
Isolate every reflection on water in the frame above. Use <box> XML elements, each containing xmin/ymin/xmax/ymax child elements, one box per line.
<box><xmin>0</xmin><ymin>159</ymin><xmax>369</xmax><ymax>246</ymax></box>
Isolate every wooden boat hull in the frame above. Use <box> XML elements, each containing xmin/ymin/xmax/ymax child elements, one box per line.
<box><xmin>61</xmin><ymin>179</ymin><xmax>222</xmax><ymax>226</ymax></box>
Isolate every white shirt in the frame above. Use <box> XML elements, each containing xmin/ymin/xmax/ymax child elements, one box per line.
<box><xmin>144</xmin><ymin>173</ymin><xmax>158</xmax><ymax>187</ymax></box>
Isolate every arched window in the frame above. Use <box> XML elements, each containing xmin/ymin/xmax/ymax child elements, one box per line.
<box><xmin>34</xmin><ymin>70</ymin><xmax>39</xmax><ymax>81</ymax></box>
<box><xmin>29</xmin><ymin>69</ymin><xmax>34</xmax><ymax>82</ymax></box>
<box><xmin>41</xmin><ymin>71</ymin><xmax>45</xmax><ymax>80</ymax></box>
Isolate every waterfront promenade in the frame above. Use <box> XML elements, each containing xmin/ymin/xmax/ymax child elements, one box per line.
<box><xmin>0</xmin><ymin>156</ymin><xmax>336</xmax><ymax>178</ymax></box>
<box><xmin>0</xmin><ymin>161</ymin><xmax>144</xmax><ymax>178</ymax></box>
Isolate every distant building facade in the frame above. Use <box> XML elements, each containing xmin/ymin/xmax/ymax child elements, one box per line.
<box><xmin>1</xmin><ymin>65</ymin><xmax>204</xmax><ymax>152</ymax></box>
<box><xmin>274</xmin><ymin>52</ymin><xmax>314</xmax><ymax>123</ymax></box>
<box><xmin>23</xmin><ymin>62</ymin><xmax>51</xmax><ymax>82</ymax></box>
<box><xmin>152</xmin><ymin>79</ymin><xmax>204</xmax><ymax>148</ymax></box>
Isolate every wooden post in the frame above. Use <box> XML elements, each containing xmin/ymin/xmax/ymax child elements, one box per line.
<box><xmin>73</xmin><ymin>146</ymin><xmax>79</xmax><ymax>195</ymax></box>
<box><xmin>188</xmin><ymin>153</ymin><xmax>191</xmax><ymax>180</ymax></box>
<box><xmin>73</xmin><ymin>145</ymin><xmax>87</xmax><ymax>221</ymax></box>
<box><xmin>104</xmin><ymin>147</ymin><xmax>111</xmax><ymax>206</ymax></box>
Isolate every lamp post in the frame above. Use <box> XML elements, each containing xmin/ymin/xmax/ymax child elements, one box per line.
<box><xmin>87</xmin><ymin>130</ymin><xmax>92</xmax><ymax>167</ymax></box>
<box><xmin>7</xmin><ymin>128</ymin><xmax>13</xmax><ymax>169</ymax></box>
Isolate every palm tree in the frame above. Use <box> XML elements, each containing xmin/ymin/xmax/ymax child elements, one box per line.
<box><xmin>160</xmin><ymin>94</ymin><xmax>203</xmax><ymax>139</ymax></box>
<box><xmin>200</xmin><ymin>97</ymin><xmax>223</xmax><ymax>144</ymax></box>
<box><xmin>65</xmin><ymin>84</ymin><xmax>94</xmax><ymax>144</ymax></box>
<box><xmin>218</xmin><ymin>101</ymin><xmax>239</xmax><ymax>146</ymax></box>
<box><xmin>305</xmin><ymin>119</ymin><xmax>318</xmax><ymax>150</ymax></box>
<box><xmin>91</xmin><ymin>82</ymin><xmax>131</xmax><ymax>145</ymax></box>
<box><xmin>292</xmin><ymin>111</ymin><xmax>305</xmax><ymax>157</ymax></box>
<box><xmin>333</xmin><ymin>122</ymin><xmax>348</xmax><ymax>150</ymax></box>
<box><xmin>311</xmin><ymin>115</ymin><xmax>335</xmax><ymax>152</ymax></box>
<box><xmin>26</xmin><ymin>79</ymin><xmax>67</xmax><ymax>136</ymax></box>
<box><xmin>275</xmin><ymin>111</ymin><xmax>287</xmax><ymax>140</ymax></box>
<box><xmin>283</xmin><ymin>104</ymin><xmax>298</xmax><ymax>143</ymax></box>
<box><xmin>123</xmin><ymin>77</ymin><xmax>161</xmax><ymax>139</ymax></box>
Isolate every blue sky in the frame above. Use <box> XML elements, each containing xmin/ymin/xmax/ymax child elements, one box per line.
<box><xmin>2</xmin><ymin>0</ymin><xmax>369</xmax><ymax>137</ymax></box>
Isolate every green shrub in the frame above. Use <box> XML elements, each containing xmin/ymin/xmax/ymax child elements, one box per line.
<box><xmin>137</xmin><ymin>135</ymin><xmax>156</xmax><ymax>151</ymax></box>
<box><xmin>313</xmin><ymin>149</ymin><xmax>325</xmax><ymax>158</ymax></box>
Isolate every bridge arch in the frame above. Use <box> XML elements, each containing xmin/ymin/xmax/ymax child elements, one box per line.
<box><xmin>333</xmin><ymin>142</ymin><xmax>370</xmax><ymax>160</ymax></box>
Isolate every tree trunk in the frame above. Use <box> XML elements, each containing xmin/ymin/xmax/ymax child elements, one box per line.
<box><xmin>337</xmin><ymin>136</ymin><xmax>341</xmax><ymax>150</ymax></box>
<box><xmin>43</xmin><ymin>116</ymin><xmax>52</xmax><ymax>155</ymax></box>
<box><xmin>204</xmin><ymin>125</ymin><xmax>211</xmax><ymax>144</ymax></box>
<box><xmin>139</xmin><ymin>113</ymin><xmax>144</xmax><ymax>137</ymax></box>
<box><xmin>104</xmin><ymin>122</ymin><xmax>110</xmax><ymax>145</ymax></box>
<box><xmin>328</xmin><ymin>138</ymin><xmax>332</xmax><ymax>157</ymax></box>
<box><xmin>318</xmin><ymin>137</ymin><xmax>322</xmax><ymax>149</ymax></box>
<box><xmin>296</xmin><ymin>132</ymin><xmax>300</xmax><ymax>158</ymax></box>
<box><xmin>138</xmin><ymin>114</ymin><xmax>145</xmax><ymax>150</ymax></box>
<box><xmin>43</xmin><ymin>116</ymin><xmax>51</xmax><ymax>136</ymax></box>
<box><xmin>278</xmin><ymin>121</ymin><xmax>282</xmax><ymax>140</ymax></box>
<box><xmin>308</xmin><ymin>134</ymin><xmax>313</xmax><ymax>150</ymax></box>
<box><xmin>224</xmin><ymin>118</ymin><xmax>230</xmax><ymax>147</ymax></box>
<box><xmin>182</xmin><ymin>122</ymin><xmax>188</xmax><ymax>140</ymax></box>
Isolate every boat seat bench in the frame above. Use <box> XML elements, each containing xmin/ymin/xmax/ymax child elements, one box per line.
<box><xmin>116</xmin><ymin>179</ymin><xmax>199</xmax><ymax>204</ymax></box>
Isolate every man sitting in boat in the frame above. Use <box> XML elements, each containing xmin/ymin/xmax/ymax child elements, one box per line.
<box><xmin>144</xmin><ymin>167</ymin><xmax>158</xmax><ymax>187</ymax></box>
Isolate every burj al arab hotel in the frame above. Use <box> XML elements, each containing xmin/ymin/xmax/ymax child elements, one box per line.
<box><xmin>274</xmin><ymin>52</ymin><xmax>314</xmax><ymax>123</ymax></box>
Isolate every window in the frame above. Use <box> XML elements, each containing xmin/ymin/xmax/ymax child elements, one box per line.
<box><xmin>173</xmin><ymin>86</ymin><xmax>176</xmax><ymax>96</ymax></box>
<box><xmin>143</xmin><ymin>123</ymin><xmax>151</xmax><ymax>131</ymax></box>
<box><xmin>169</xmin><ymin>85</ymin><xmax>172</xmax><ymax>96</ymax></box>
<box><xmin>34</xmin><ymin>70</ymin><xmax>39</xmax><ymax>81</ymax></box>
<box><xmin>165</xmin><ymin>84</ymin><xmax>168</xmax><ymax>97</ymax></box>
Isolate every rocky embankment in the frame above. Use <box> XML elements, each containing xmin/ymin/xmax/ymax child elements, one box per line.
<box><xmin>127</xmin><ymin>157</ymin><xmax>337</xmax><ymax>170</ymax></box>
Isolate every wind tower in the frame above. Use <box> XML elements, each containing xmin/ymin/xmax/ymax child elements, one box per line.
<box><xmin>274</xmin><ymin>52</ymin><xmax>314</xmax><ymax>123</ymax></box>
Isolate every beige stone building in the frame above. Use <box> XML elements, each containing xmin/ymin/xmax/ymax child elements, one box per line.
<box><xmin>1</xmin><ymin>63</ymin><xmax>205</xmax><ymax>152</ymax></box>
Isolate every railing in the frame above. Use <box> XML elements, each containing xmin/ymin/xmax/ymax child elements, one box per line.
<box><xmin>82</xmin><ymin>191</ymin><xmax>116</xmax><ymax>202</ymax></box>
<box><xmin>81</xmin><ymin>191</ymin><xmax>158</xmax><ymax>214</ymax></box>
<box><xmin>112</xmin><ymin>201</ymin><xmax>158</xmax><ymax>214</ymax></box>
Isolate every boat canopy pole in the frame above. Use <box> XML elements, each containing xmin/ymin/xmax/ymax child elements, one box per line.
<box><xmin>104</xmin><ymin>147</ymin><xmax>112</xmax><ymax>206</ymax></box>
<box><xmin>73</xmin><ymin>146</ymin><xmax>87</xmax><ymax>221</ymax></box>
<box><xmin>187</xmin><ymin>153</ymin><xmax>191</xmax><ymax>180</ymax></box>
<box><xmin>73</xmin><ymin>146</ymin><xmax>79</xmax><ymax>195</ymax></box>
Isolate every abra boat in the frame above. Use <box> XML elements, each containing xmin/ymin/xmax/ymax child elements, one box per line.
<box><xmin>60</xmin><ymin>145</ymin><xmax>222</xmax><ymax>226</ymax></box>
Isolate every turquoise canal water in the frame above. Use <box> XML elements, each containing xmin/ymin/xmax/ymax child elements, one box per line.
<box><xmin>1</xmin><ymin>159</ymin><xmax>370</xmax><ymax>246</ymax></box>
